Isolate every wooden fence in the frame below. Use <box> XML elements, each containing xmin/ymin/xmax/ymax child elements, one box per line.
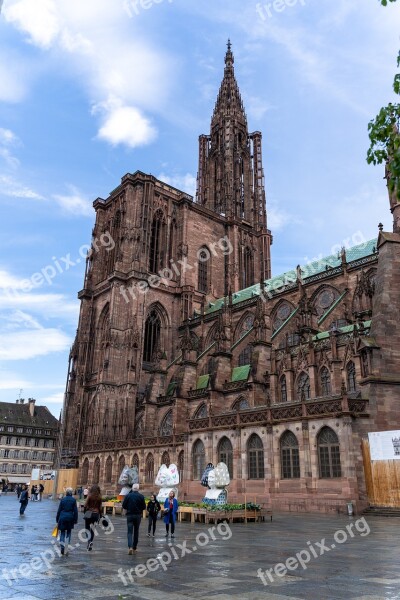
<box><xmin>362</xmin><ymin>439</ymin><xmax>400</xmax><ymax>507</ymax></box>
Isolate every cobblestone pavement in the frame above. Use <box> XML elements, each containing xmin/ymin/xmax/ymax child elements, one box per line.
<box><xmin>0</xmin><ymin>495</ymin><xmax>400</xmax><ymax>600</ymax></box>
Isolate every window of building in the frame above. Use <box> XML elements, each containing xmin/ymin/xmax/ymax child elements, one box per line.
<box><xmin>32</xmin><ymin>451</ymin><xmax>38</xmax><ymax>460</ymax></box>
<box><xmin>21</xmin><ymin>464</ymin><xmax>27</xmax><ymax>474</ymax></box>
<box><xmin>6</xmin><ymin>437</ymin><xmax>12</xmax><ymax>445</ymax></box>
<box><xmin>0</xmin><ymin>426</ymin><xmax>4</xmax><ymax>432</ymax></box>
<box><xmin>17</xmin><ymin>427</ymin><xmax>23</xmax><ymax>433</ymax></box>
<box><xmin>93</xmin><ymin>457</ymin><xmax>100</xmax><ymax>484</ymax></box>
<box><xmin>218</xmin><ymin>437</ymin><xmax>233</xmax><ymax>478</ymax></box>
<box><xmin>44</xmin><ymin>440</ymin><xmax>49</xmax><ymax>448</ymax></box>
<box><xmin>240</xmin><ymin>246</ymin><xmax>254</xmax><ymax>288</ymax></box>
<box><xmin>34</xmin><ymin>439</ymin><xmax>40</xmax><ymax>447</ymax></box>
<box><xmin>247</xmin><ymin>434</ymin><xmax>264</xmax><ymax>479</ymax></box>
<box><xmin>296</xmin><ymin>372</ymin><xmax>310</xmax><ymax>400</ymax></box>
<box><xmin>159</xmin><ymin>411</ymin><xmax>173</xmax><ymax>437</ymax></box>
<box><xmin>280</xmin><ymin>431</ymin><xmax>300</xmax><ymax>479</ymax></box>
<box><xmin>14</xmin><ymin>450</ymin><xmax>19</xmax><ymax>459</ymax></box>
<box><xmin>15</xmin><ymin>438</ymin><xmax>20</xmax><ymax>446</ymax></box>
<box><xmin>238</xmin><ymin>345</ymin><xmax>252</xmax><ymax>366</ymax></box>
<box><xmin>26</xmin><ymin>428</ymin><xmax>32</xmax><ymax>434</ymax></box>
<box><xmin>192</xmin><ymin>439</ymin><xmax>205</xmax><ymax>480</ymax></box>
<box><xmin>318</xmin><ymin>427</ymin><xmax>342</xmax><ymax>478</ymax></box>
<box><xmin>7</xmin><ymin>426</ymin><xmax>14</xmax><ymax>432</ymax></box>
<box><xmin>320</xmin><ymin>367</ymin><xmax>332</xmax><ymax>396</ymax></box>
<box><xmin>178</xmin><ymin>450</ymin><xmax>184</xmax><ymax>483</ymax></box>
<box><xmin>24</xmin><ymin>451</ymin><xmax>29</xmax><ymax>459</ymax></box>
<box><xmin>11</xmin><ymin>464</ymin><xmax>17</xmax><ymax>473</ymax></box>
<box><xmin>143</xmin><ymin>310</ymin><xmax>161</xmax><ymax>363</ymax></box>
<box><xmin>4</xmin><ymin>450</ymin><xmax>9</xmax><ymax>458</ymax></box>
<box><xmin>81</xmin><ymin>458</ymin><xmax>89</xmax><ymax>485</ymax></box>
<box><xmin>45</xmin><ymin>430</ymin><xmax>51</xmax><ymax>436</ymax></box>
<box><xmin>161</xmin><ymin>451</ymin><xmax>170</xmax><ymax>467</ymax></box>
<box><xmin>347</xmin><ymin>361</ymin><xmax>357</xmax><ymax>393</ymax></box>
<box><xmin>105</xmin><ymin>456</ymin><xmax>113</xmax><ymax>482</ymax></box>
<box><xmin>35</xmin><ymin>429</ymin><xmax>42</xmax><ymax>435</ymax></box>
<box><xmin>149</xmin><ymin>210</ymin><xmax>166</xmax><ymax>273</ymax></box>
<box><xmin>280</xmin><ymin>375</ymin><xmax>287</xmax><ymax>402</ymax></box>
<box><xmin>145</xmin><ymin>453</ymin><xmax>154</xmax><ymax>484</ymax></box>
<box><xmin>198</xmin><ymin>249</ymin><xmax>209</xmax><ymax>293</ymax></box>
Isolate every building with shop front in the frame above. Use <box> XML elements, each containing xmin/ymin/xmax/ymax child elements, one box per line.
<box><xmin>0</xmin><ymin>399</ymin><xmax>59</xmax><ymax>489</ymax></box>
<box><xmin>59</xmin><ymin>43</ymin><xmax>400</xmax><ymax>512</ymax></box>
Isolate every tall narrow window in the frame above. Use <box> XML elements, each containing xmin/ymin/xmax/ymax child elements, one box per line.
<box><xmin>247</xmin><ymin>434</ymin><xmax>264</xmax><ymax>479</ymax></box>
<box><xmin>178</xmin><ymin>450</ymin><xmax>184</xmax><ymax>483</ymax></box>
<box><xmin>318</xmin><ymin>427</ymin><xmax>341</xmax><ymax>478</ymax></box>
<box><xmin>192</xmin><ymin>439</ymin><xmax>205</xmax><ymax>480</ymax></box>
<box><xmin>198</xmin><ymin>249</ymin><xmax>209</xmax><ymax>293</ymax></box>
<box><xmin>105</xmin><ymin>456</ymin><xmax>113</xmax><ymax>482</ymax></box>
<box><xmin>320</xmin><ymin>367</ymin><xmax>331</xmax><ymax>396</ymax></box>
<box><xmin>218</xmin><ymin>437</ymin><xmax>233</xmax><ymax>478</ymax></box>
<box><xmin>145</xmin><ymin>453</ymin><xmax>154</xmax><ymax>483</ymax></box>
<box><xmin>241</xmin><ymin>246</ymin><xmax>254</xmax><ymax>288</ymax></box>
<box><xmin>93</xmin><ymin>457</ymin><xmax>100</xmax><ymax>484</ymax></box>
<box><xmin>347</xmin><ymin>361</ymin><xmax>356</xmax><ymax>392</ymax></box>
<box><xmin>118</xmin><ymin>455</ymin><xmax>125</xmax><ymax>476</ymax></box>
<box><xmin>143</xmin><ymin>310</ymin><xmax>161</xmax><ymax>363</ymax></box>
<box><xmin>280</xmin><ymin>375</ymin><xmax>287</xmax><ymax>402</ymax></box>
<box><xmin>238</xmin><ymin>345</ymin><xmax>252</xmax><ymax>366</ymax></box>
<box><xmin>280</xmin><ymin>431</ymin><xmax>300</xmax><ymax>479</ymax></box>
<box><xmin>149</xmin><ymin>210</ymin><xmax>165</xmax><ymax>273</ymax></box>
<box><xmin>296</xmin><ymin>372</ymin><xmax>310</xmax><ymax>400</ymax></box>
<box><xmin>161</xmin><ymin>451</ymin><xmax>170</xmax><ymax>467</ymax></box>
<box><xmin>81</xmin><ymin>458</ymin><xmax>89</xmax><ymax>485</ymax></box>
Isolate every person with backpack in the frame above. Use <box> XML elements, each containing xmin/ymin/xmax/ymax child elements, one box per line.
<box><xmin>146</xmin><ymin>493</ymin><xmax>161</xmax><ymax>537</ymax></box>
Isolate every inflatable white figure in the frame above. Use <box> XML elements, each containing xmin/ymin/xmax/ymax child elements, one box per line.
<box><xmin>155</xmin><ymin>463</ymin><xmax>180</xmax><ymax>502</ymax></box>
<box><xmin>118</xmin><ymin>465</ymin><xmax>139</xmax><ymax>500</ymax></box>
<box><xmin>201</xmin><ymin>461</ymin><xmax>230</xmax><ymax>506</ymax></box>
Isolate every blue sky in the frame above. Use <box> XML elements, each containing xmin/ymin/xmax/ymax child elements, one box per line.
<box><xmin>0</xmin><ymin>0</ymin><xmax>399</xmax><ymax>417</ymax></box>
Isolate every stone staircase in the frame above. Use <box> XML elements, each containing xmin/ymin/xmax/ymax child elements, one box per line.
<box><xmin>363</xmin><ymin>505</ymin><xmax>400</xmax><ymax>517</ymax></box>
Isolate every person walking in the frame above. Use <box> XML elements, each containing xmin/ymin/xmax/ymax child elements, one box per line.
<box><xmin>77</xmin><ymin>486</ymin><xmax>83</xmax><ymax>500</ymax></box>
<box><xmin>56</xmin><ymin>488</ymin><xmax>78</xmax><ymax>556</ymax></box>
<box><xmin>122</xmin><ymin>483</ymin><xmax>146</xmax><ymax>554</ymax></box>
<box><xmin>19</xmin><ymin>485</ymin><xmax>29</xmax><ymax>516</ymax></box>
<box><xmin>163</xmin><ymin>491</ymin><xmax>179</xmax><ymax>539</ymax></box>
<box><xmin>147</xmin><ymin>493</ymin><xmax>161</xmax><ymax>537</ymax></box>
<box><xmin>16</xmin><ymin>484</ymin><xmax>21</xmax><ymax>499</ymax></box>
<box><xmin>83</xmin><ymin>487</ymin><xmax>89</xmax><ymax>500</ymax></box>
<box><xmin>83</xmin><ymin>484</ymin><xmax>102</xmax><ymax>552</ymax></box>
<box><xmin>30</xmin><ymin>485</ymin><xmax>35</xmax><ymax>501</ymax></box>
<box><xmin>38</xmin><ymin>483</ymin><xmax>44</xmax><ymax>501</ymax></box>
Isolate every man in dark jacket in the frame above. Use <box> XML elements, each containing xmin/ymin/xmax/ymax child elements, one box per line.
<box><xmin>122</xmin><ymin>483</ymin><xmax>146</xmax><ymax>554</ymax></box>
<box><xmin>56</xmin><ymin>488</ymin><xmax>78</xmax><ymax>555</ymax></box>
<box><xmin>19</xmin><ymin>485</ymin><xmax>29</xmax><ymax>516</ymax></box>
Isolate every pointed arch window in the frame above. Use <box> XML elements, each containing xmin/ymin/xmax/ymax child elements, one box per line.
<box><xmin>232</xmin><ymin>396</ymin><xmax>249</xmax><ymax>411</ymax></box>
<box><xmin>159</xmin><ymin>410</ymin><xmax>173</xmax><ymax>437</ymax></box>
<box><xmin>192</xmin><ymin>439</ymin><xmax>205</xmax><ymax>480</ymax></box>
<box><xmin>218</xmin><ymin>437</ymin><xmax>233</xmax><ymax>478</ymax></box>
<box><xmin>132</xmin><ymin>454</ymin><xmax>139</xmax><ymax>470</ymax></box>
<box><xmin>149</xmin><ymin>210</ymin><xmax>166</xmax><ymax>273</ymax></box>
<box><xmin>194</xmin><ymin>404</ymin><xmax>208</xmax><ymax>419</ymax></box>
<box><xmin>318</xmin><ymin>427</ymin><xmax>341</xmax><ymax>478</ymax></box>
<box><xmin>105</xmin><ymin>456</ymin><xmax>113</xmax><ymax>482</ymax></box>
<box><xmin>198</xmin><ymin>248</ymin><xmax>209</xmax><ymax>293</ymax></box>
<box><xmin>118</xmin><ymin>455</ymin><xmax>125</xmax><ymax>476</ymax></box>
<box><xmin>347</xmin><ymin>361</ymin><xmax>357</xmax><ymax>393</ymax></box>
<box><xmin>178</xmin><ymin>450</ymin><xmax>184</xmax><ymax>483</ymax></box>
<box><xmin>81</xmin><ymin>458</ymin><xmax>89</xmax><ymax>485</ymax></box>
<box><xmin>240</xmin><ymin>246</ymin><xmax>254</xmax><ymax>289</ymax></box>
<box><xmin>280</xmin><ymin>431</ymin><xmax>300</xmax><ymax>479</ymax></box>
<box><xmin>143</xmin><ymin>310</ymin><xmax>161</xmax><ymax>363</ymax></box>
<box><xmin>145</xmin><ymin>453</ymin><xmax>154</xmax><ymax>483</ymax></box>
<box><xmin>296</xmin><ymin>372</ymin><xmax>310</xmax><ymax>400</ymax></box>
<box><xmin>161</xmin><ymin>451</ymin><xmax>170</xmax><ymax>467</ymax></box>
<box><xmin>280</xmin><ymin>375</ymin><xmax>287</xmax><ymax>402</ymax></box>
<box><xmin>168</xmin><ymin>219</ymin><xmax>177</xmax><ymax>265</ymax></box>
<box><xmin>93</xmin><ymin>457</ymin><xmax>100</xmax><ymax>484</ymax></box>
<box><xmin>320</xmin><ymin>367</ymin><xmax>331</xmax><ymax>396</ymax></box>
<box><xmin>238</xmin><ymin>345</ymin><xmax>252</xmax><ymax>366</ymax></box>
<box><xmin>247</xmin><ymin>434</ymin><xmax>264</xmax><ymax>479</ymax></box>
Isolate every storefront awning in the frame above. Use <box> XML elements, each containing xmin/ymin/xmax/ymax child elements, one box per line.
<box><xmin>7</xmin><ymin>476</ymin><xmax>30</xmax><ymax>484</ymax></box>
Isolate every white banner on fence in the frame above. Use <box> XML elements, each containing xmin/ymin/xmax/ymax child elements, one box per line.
<box><xmin>368</xmin><ymin>430</ymin><xmax>400</xmax><ymax>461</ymax></box>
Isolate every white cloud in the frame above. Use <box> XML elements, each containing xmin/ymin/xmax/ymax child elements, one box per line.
<box><xmin>95</xmin><ymin>100</ymin><xmax>157</xmax><ymax>148</ymax></box>
<box><xmin>3</xmin><ymin>0</ymin><xmax>174</xmax><ymax>147</ymax></box>
<box><xmin>53</xmin><ymin>185</ymin><xmax>92</xmax><ymax>217</ymax></box>
<box><xmin>0</xmin><ymin>60</ymin><xmax>30</xmax><ymax>103</ymax></box>
<box><xmin>157</xmin><ymin>172</ymin><xmax>196</xmax><ymax>196</ymax></box>
<box><xmin>0</xmin><ymin>128</ymin><xmax>20</xmax><ymax>169</ymax></box>
<box><xmin>0</xmin><ymin>328</ymin><xmax>70</xmax><ymax>360</ymax></box>
<box><xmin>39</xmin><ymin>391</ymin><xmax>64</xmax><ymax>405</ymax></box>
<box><xmin>0</xmin><ymin>369</ymin><xmax>31</xmax><ymax>390</ymax></box>
<box><xmin>0</xmin><ymin>174</ymin><xmax>44</xmax><ymax>199</ymax></box>
<box><xmin>4</xmin><ymin>0</ymin><xmax>60</xmax><ymax>49</ymax></box>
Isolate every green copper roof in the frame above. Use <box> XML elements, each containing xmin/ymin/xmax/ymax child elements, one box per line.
<box><xmin>231</xmin><ymin>365</ymin><xmax>251</xmax><ymax>382</ymax></box>
<box><xmin>196</xmin><ymin>374</ymin><xmax>210</xmax><ymax>390</ymax></box>
<box><xmin>204</xmin><ymin>238</ymin><xmax>378</xmax><ymax>315</ymax></box>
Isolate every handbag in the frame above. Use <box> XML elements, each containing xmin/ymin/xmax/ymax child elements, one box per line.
<box><xmin>83</xmin><ymin>510</ymin><xmax>93</xmax><ymax>519</ymax></box>
<box><xmin>52</xmin><ymin>525</ymin><xmax>58</xmax><ymax>537</ymax></box>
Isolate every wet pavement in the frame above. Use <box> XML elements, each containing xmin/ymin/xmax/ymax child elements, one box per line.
<box><xmin>0</xmin><ymin>495</ymin><xmax>399</xmax><ymax>600</ymax></box>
